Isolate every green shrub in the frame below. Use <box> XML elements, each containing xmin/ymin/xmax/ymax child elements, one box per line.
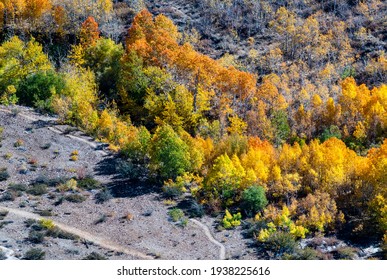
<box><xmin>282</xmin><ymin>247</ymin><xmax>326</xmax><ymax>260</ymax></box>
<box><xmin>241</xmin><ymin>185</ymin><xmax>268</xmax><ymax>217</ymax></box>
<box><xmin>320</xmin><ymin>125</ymin><xmax>342</xmax><ymax>142</ymax></box>
<box><xmin>0</xmin><ymin>168</ymin><xmax>10</xmax><ymax>181</ymax></box>
<box><xmin>8</xmin><ymin>183</ymin><xmax>27</xmax><ymax>192</ymax></box>
<box><xmin>65</xmin><ymin>194</ymin><xmax>86</xmax><ymax>203</ymax></box>
<box><xmin>28</xmin><ymin>230</ymin><xmax>45</xmax><ymax>244</ymax></box>
<box><xmin>222</xmin><ymin>209</ymin><xmax>242</xmax><ymax>229</ymax></box>
<box><xmin>168</xmin><ymin>208</ymin><xmax>185</xmax><ymax>222</ymax></box>
<box><xmin>23</xmin><ymin>248</ymin><xmax>45</xmax><ymax>260</ymax></box>
<box><xmin>94</xmin><ymin>188</ymin><xmax>112</xmax><ymax>204</ymax></box>
<box><xmin>0</xmin><ymin>191</ymin><xmax>19</xmax><ymax>201</ymax></box>
<box><xmin>27</xmin><ymin>184</ymin><xmax>48</xmax><ymax>196</ymax></box>
<box><xmin>82</xmin><ymin>252</ymin><xmax>108</xmax><ymax>260</ymax></box>
<box><xmin>271</xmin><ymin>110</ymin><xmax>290</xmax><ymax>145</ymax></box>
<box><xmin>335</xmin><ymin>247</ymin><xmax>358</xmax><ymax>260</ymax></box>
<box><xmin>78</xmin><ymin>176</ymin><xmax>102</xmax><ymax>190</ymax></box>
<box><xmin>263</xmin><ymin>231</ymin><xmax>297</xmax><ymax>258</ymax></box>
<box><xmin>0</xmin><ymin>210</ymin><xmax>9</xmax><ymax>220</ymax></box>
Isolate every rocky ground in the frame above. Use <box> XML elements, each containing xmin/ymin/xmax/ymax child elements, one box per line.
<box><xmin>0</xmin><ymin>105</ymin><xmax>257</xmax><ymax>260</ymax></box>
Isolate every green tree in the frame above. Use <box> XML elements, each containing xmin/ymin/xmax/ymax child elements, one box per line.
<box><xmin>82</xmin><ymin>38</ymin><xmax>124</xmax><ymax>99</ymax></box>
<box><xmin>271</xmin><ymin>110</ymin><xmax>290</xmax><ymax>145</ymax></box>
<box><xmin>150</xmin><ymin>124</ymin><xmax>191</xmax><ymax>180</ymax></box>
<box><xmin>17</xmin><ymin>71</ymin><xmax>65</xmax><ymax>113</ymax></box>
<box><xmin>119</xmin><ymin>50</ymin><xmax>150</xmax><ymax>124</ymax></box>
<box><xmin>241</xmin><ymin>185</ymin><xmax>268</xmax><ymax>217</ymax></box>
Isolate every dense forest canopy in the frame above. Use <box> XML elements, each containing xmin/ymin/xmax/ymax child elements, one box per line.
<box><xmin>0</xmin><ymin>0</ymin><xmax>386</xmax><ymax>259</ymax></box>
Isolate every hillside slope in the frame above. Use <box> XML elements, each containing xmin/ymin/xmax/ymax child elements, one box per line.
<box><xmin>0</xmin><ymin>106</ymin><xmax>251</xmax><ymax>260</ymax></box>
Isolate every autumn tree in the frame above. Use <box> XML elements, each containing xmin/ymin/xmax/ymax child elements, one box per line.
<box><xmin>0</xmin><ymin>37</ymin><xmax>52</xmax><ymax>94</ymax></box>
<box><xmin>24</xmin><ymin>0</ymin><xmax>52</xmax><ymax>22</ymax></box>
<box><xmin>201</xmin><ymin>153</ymin><xmax>246</xmax><ymax>209</ymax></box>
<box><xmin>79</xmin><ymin>16</ymin><xmax>100</xmax><ymax>47</ymax></box>
<box><xmin>52</xmin><ymin>66</ymin><xmax>99</xmax><ymax>132</ymax></box>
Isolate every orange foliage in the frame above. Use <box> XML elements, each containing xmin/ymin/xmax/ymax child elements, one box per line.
<box><xmin>79</xmin><ymin>16</ymin><xmax>100</xmax><ymax>47</ymax></box>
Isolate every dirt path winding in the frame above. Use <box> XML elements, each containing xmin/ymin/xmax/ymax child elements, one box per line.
<box><xmin>190</xmin><ymin>219</ymin><xmax>226</xmax><ymax>260</ymax></box>
<box><xmin>0</xmin><ymin>206</ymin><xmax>153</xmax><ymax>260</ymax></box>
<box><xmin>0</xmin><ymin>107</ymin><xmax>108</xmax><ymax>156</ymax></box>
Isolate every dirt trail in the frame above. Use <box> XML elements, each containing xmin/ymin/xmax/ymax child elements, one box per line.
<box><xmin>0</xmin><ymin>205</ymin><xmax>153</xmax><ymax>260</ymax></box>
<box><xmin>0</xmin><ymin>108</ymin><xmax>108</xmax><ymax>156</ymax></box>
<box><xmin>190</xmin><ymin>218</ymin><xmax>226</xmax><ymax>260</ymax></box>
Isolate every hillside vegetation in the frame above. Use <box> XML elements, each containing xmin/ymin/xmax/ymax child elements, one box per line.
<box><xmin>0</xmin><ymin>0</ymin><xmax>386</xmax><ymax>259</ymax></box>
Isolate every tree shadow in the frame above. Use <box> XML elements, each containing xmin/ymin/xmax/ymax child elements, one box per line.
<box><xmin>94</xmin><ymin>155</ymin><xmax>160</xmax><ymax>198</ymax></box>
<box><xmin>31</xmin><ymin>119</ymin><xmax>58</xmax><ymax>129</ymax></box>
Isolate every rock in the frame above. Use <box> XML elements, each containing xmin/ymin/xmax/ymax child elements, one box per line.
<box><xmin>0</xmin><ymin>246</ymin><xmax>18</xmax><ymax>260</ymax></box>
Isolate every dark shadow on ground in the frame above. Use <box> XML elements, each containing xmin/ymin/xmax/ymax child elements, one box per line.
<box><xmin>94</xmin><ymin>156</ymin><xmax>119</xmax><ymax>177</ymax></box>
<box><xmin>94</xmin><ymin>155</ymin><xmax>160</xmax><ymax>198</ymax></box>
<box><xmin>31</xmin><ymin>119</ymin><xmax>58</xmax><ymax>129</ymax></box>
<box><xmin>176</xmin><ymin>198</ymin><xmax>205</xmax><ymax>218</ymax></box>
<box><xmin>105</xmin><ymin>179</ymin><xmax>160</xmax><ymax>198</ymax></box>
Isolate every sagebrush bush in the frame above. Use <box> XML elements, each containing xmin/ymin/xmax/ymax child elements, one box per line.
<box><xmin>282</xmin><ymin>247</ymin><xmax>326</xmax><ymax>260</ymax></box>
<box><xmin>65</xmin><ymin>194</ymin><xmax>86</xmax><ymax>203</ymax></box>
<box><xmin>186</xmin><ymin>200</ymin><xmax>205</xmax><ymax>218</ymax></box>
<box><xmin>8</xmin><ymin>183</ymin><xmax>27</xmax><ymax>192</ymax></box>
<box><xmin>82</xmin><ymin>252</ymin><xmax>107</xmax><ymax>260</ymax></box>
<box><xmin>28</xmin><ymin>230</ymin><xmax>45</xmax><ymax>244</ymax></box>
<box><xmin>23</xmin><ymin>248</ymin><xmax>45</xmax><ymax>260</ymax></box>
<box><xmin>263</xmin><ymin>231</ymin><xmax>297</xmax><ymax>258</ymax></box>
<box><xmin>26</xmin><ymin>184</ymin><xmax>48</xmax><ymax>196</ymax></box>
<box><xmin>0</xmin><ymin>168</ymin><xmax>10</xmax><ymax>181</ymax></box>
<box><xmin>46</xmin><ymin>227</ymin><xmax>78</xmax><ymax>240</ymax></box>
<box><xmin>94</xmin><ymin>188</ymin><xmax>112</xmax><ymax>204</ymax></box>
<box><xmin>168</xmin><ymin>208</ymin><xmax>185</xmax><ymax>222</ymax></box>
<box><xmin>0</xmin><ymin>191</ymin><xmax>17</xmax><ymax>201</ymax></box>
<box><xmin>335</xmin><ymin>247</ymin><xmax>358</xmax><ymax>260</ymax></box>
<box><xmin>0</xmin><ymin>210</ymin><xmax>9</xmax><ymax>220</ymax></box>
<box><xmin>78</xmin><ymin>176</ymin><xmax>101</xmax><ymax>190</ymax></box>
